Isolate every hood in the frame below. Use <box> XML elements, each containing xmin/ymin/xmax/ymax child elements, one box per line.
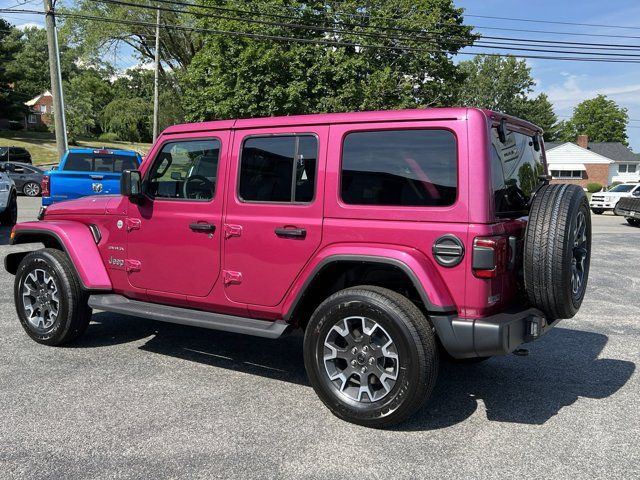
<box><xmin>45</xmin><ymin>195</ymin><xmax>121</xmax><ymax>216</ymax></box>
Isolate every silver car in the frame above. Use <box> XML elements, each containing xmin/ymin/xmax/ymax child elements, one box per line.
<box><xmin>0</xmin><ymin>164</ymin><xmax>18</xmax><ymax>226</ymax></box>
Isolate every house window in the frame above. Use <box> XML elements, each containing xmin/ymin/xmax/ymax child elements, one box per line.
<box><xmin>40</xmin><ymin>105</ymin><xmax>47</xmax><ymax>113</ymax></box>
<box><xmin>550</xmin><ymin>170</ymin><xmax>583</xmax><ymax>179</ymax></box>
<box><xmin>618</xmin><ymin>163</ymin><xmax>638</xmax><ymax>174</ymax></box>
<box><xmin>28</xmin><ymin>114</ymin><xmax>37</xmax><ymax>124</ymax></box>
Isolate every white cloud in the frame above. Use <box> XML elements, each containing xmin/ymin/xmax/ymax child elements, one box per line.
<box><xmin>16</xmin><ymin>22</ymin><xmax>43</xmax><ymax>30</ymax></box>
<box><xmin>546</xmin><ymin>75</ymin><xmax>640</xmax><ymax>111</ymax></box>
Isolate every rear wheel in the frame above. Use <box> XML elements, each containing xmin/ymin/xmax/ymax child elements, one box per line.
<box><xmin>304</xmin><ymin>286</ymin><xmax>438</xmax><ymax>428</ymax></box>
<box><xmin>14</xmin><ymin>249</ymin><xmax>92</xmax><ymax>345</ymax></box>
<box><xmin>0</xmin><ymin>192</ymin><xmax>17</xmax><ymax>226</ymax></box>
<box><xmin>22</xmin><ymin>181</ymin><xmax>41</xmax><ymax>197</ymax></box>
<box><xmin>524</xmin><ymin>184</ymin><xmax>592</xmax><ymax>320</ymax></box>
<box><xmin>627</xmin><ymin>218</ymin><xmax>640</xmax><ymax>227</ymax></box>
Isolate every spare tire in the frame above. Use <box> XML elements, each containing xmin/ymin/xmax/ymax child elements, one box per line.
<box><xmin>524</xmin><ymin>184</ymin><xmax>591</xmax><ymax>320</ymax></box>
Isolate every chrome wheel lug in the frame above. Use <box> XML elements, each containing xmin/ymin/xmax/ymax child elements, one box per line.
<box><xmin>351</xmin><ymin>347</ymin><xmax>358</xmax><ymax>355</ymax></box>
<box><xmin>362</xmin><ymin>346</ymin><xmax>368</xmax><ymax>353</ymax></box>
<box><xmin>368</xmin><ymin>357</ymin><xmax>375</xmax><ymax>365</ymax></box>
<box><xmin>360</xmin><ymin>366</ymin><xmax>366</xmax><ymax>373</ymax></box>
<box><xmin>351</xmin><ymin>359</ymin><xmax>357</xmax><ymax>367</ymax></box>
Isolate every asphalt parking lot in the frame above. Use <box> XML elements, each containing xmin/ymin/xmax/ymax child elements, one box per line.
<box><xmin>1</xmin><ymin>197</ymin><xmax>639</xmax><ymax>479</ymax></box>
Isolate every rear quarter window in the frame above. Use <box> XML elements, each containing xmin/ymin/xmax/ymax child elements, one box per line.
<box><xmin>340</xmin><ymin>129</ymin><xmax>457</xmax><ymax>207</ymax></box>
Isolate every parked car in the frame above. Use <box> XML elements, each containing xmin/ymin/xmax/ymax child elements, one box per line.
<box><xmin>5</xmin><ymin>108</ymin><xmax>592</xmax><ymax>427</ymax></box>
<box><xmin>0</xmin><ymin>146</ymin><xmax>32</xmax><ymax>164</ymax></box>
<box><xmin>42</xmin><ymin>148</ymin><xmax>142</xmax><ymax>206</ymax></box>
<box><xmin>0</xmin><ymin>163</ymin><xmax>18</xmax><ymax>226</ymax></box>
<box><xmin>590</xmin><ymin>182</ymin><xmax>640</xmax><ymax>214</ymax></box>
<box><xmin>2</xmin><ymin>162</ymin><xmax>44</xmax><ymax>197</ymax></box>
<box><xmin>614</xmin><ymin>195</ymin><xmax>640</xmax><ymax>227</ymax></box>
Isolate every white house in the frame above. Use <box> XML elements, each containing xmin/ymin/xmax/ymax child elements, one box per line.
<box><xmin>545</xmin><ymin>135</ymin><xmax>640</xmax><ymax>187</ymax></box>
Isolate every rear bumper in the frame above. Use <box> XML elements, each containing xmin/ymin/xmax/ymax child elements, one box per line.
<box><xmin>432</xmin><ymin>307</ymin><xmax>557</xmax><ymax>359</ymax></box>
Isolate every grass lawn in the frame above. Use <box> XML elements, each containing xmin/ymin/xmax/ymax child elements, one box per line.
<box><xmin>0</xmin><ymin>131</ymin><xmax>152</xmax><ymax>166</ymax></box>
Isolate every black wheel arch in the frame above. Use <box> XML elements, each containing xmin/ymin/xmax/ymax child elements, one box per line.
<box><xmin>284</xmin><ymin>255</ymin><xmax>456</xmax><ymax>327</ymax></box>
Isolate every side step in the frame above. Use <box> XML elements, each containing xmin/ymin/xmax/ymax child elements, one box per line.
<box><xmin>88</xmin><ymin>294</ymin><xmax>290</xmax><ymax>339</ymax></box>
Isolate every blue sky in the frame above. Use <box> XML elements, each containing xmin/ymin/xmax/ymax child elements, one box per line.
<box><xmin>3</xmin><ymin>0</ymin><xmax>640</xmax><ymax>150</ymax></box>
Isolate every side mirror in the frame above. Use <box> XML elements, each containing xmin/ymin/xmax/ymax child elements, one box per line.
<box><xmin>170</xmin><ymin>171</ymin><xmax>183</xmax><ymax>181</ymax></box>
<box><xmin>121</xmin><ymin>169</ymin><xmax>142</xmax><ymax>200</ymax></box>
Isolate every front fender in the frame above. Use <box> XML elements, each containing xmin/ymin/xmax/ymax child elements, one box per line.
<box><xmin>283</xmin><ymin>244</ymin><xmax>456</xmax><ymax>319</ymax></box>
<box><xmin>8</xmin><ymin>220</ymin><xmax>112</xmax><ymax>290</ymax></box>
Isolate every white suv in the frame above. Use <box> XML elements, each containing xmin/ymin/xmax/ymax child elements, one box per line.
<box><xmin>0</xmin><ymin>165</ymin><xmax>18</xmax><ymax>226</ymax></box>
<box><xmin>590</xmin><ymin>183</ymin><xmax>640</xmax><ymax>214</ymax></box>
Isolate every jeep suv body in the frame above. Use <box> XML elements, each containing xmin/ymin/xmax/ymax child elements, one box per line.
<box><xmin>5</xmin><ymin>108</ymin><xmax>591</xmax><ymax>427</ymax></box>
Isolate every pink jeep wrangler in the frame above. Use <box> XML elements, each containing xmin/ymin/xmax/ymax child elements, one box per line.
<box><xmin>5</xmin><ymin>108</ymin><xmax>591</xmax><ymax>427</ymax></box>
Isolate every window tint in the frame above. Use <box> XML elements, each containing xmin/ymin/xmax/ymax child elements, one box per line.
<box><xmin>341</xmin><ymin>129</ymin><xmax>457</xmax><ymax>206</ymax></box>
<box><xmin>491</xmin><ymin>128</ymin><xmax>544</xmax><ymax>216</ymax></box>
<box><xmin>146</xmin><ymin>139</ymin><xmax>220</xmax><ymax>201</ymax></box>
<box><xmin>63</xmin><ymin>153</ymin><xmax>138</xmax><ymax>172</ymax></box>
<box><xmin>239</xmin><ymin>135</ymin><xmax>317</xmax><ymax>203</ymax></box>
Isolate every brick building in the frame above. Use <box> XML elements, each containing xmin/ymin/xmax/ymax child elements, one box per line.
<box><xmin>546</xmin><ymin>135</ymin><xmax>640</xmax><ymax>188</ymax></box>
<box><xmin>23</xmin><ymin>91</ymin><xmax>53</xmax><ymax>130</ymax></box>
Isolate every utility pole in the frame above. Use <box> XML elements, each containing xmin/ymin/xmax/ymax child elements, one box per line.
<box><xmin>43</xmin><ymin>0</ymin><xmax>67</xmax><ymax>159</ymax></box>
<box><xmin>152</xmin><ymin>6</ymin><xmax>160</xmax><ymax>141</ymax></box>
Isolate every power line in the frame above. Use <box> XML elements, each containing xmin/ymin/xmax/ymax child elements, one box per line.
<box><xmin>91</xmin><ymin>0</ymin><xmax>640</xmax><ymax>57</ymax></box>
<box><xmin>58</xmin><ymin>11</ymin><xmax>640</xmax><ymax>64</ymax></box>
<box><xmin>464</xmin><ymin>13</ymin><xmax>640</xmax><ymax>31</ymax></box>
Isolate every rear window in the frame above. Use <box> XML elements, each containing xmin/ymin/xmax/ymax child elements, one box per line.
<box><xmin>341</xmin><ymin>129</ymin><xmax>457</xmax><ymax>207</ymax></box>
<box><xmin>63</xmin><ymin>153</ymin><xmax>138</xmax><ymax>172</ymax></box>
<box><xmin>491</xmin><ymin>127</ymin><xmax>544</xmax><ymax>217</ymax></box>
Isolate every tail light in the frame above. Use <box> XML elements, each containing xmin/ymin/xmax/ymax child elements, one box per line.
<box><xmin>472</xmin><ymin>236</ymin><xmax>508</xmax><ymax>279</ymax></box>
<box><xmin>41</xmin><ymin>175</ymin><xmax>50</xmax><ymax>197</ymax></box>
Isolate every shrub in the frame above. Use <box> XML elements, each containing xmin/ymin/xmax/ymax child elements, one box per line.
<box><xmin>98</xmin><ymin>132</ymin><xmax>120</xmax><ymax>142</ymax></box>
<box><xmin>586</xmin><ymin>182</ymin><xmax>603</xmax><ymax>193</ymax></box>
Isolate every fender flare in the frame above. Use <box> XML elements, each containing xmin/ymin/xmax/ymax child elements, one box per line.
<box><xmin>7</xmin><ymin>221</ymin><xmax>112</xmax><ymax>290</ymax></box>
<box><xmin>283</xmin><ymin>247</ymin><xmax>457</xmax><ymax>321</ymax></box>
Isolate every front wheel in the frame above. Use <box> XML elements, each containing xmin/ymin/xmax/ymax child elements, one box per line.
<box><xmin>591</xmin><ymin>208</ymin><xmax>604</xmax><ymax>215</ymax></box>
<box><xmin>627</xmin><ymin>218</ymin><xmax>640</xmax><ymax>227</ymax></box>
<box><xmin>304</xmin><ymin>286</ymin><xmax>439</xmax><ymax>428</ymax></box>
<box><xmin>14</xmin><ymin>248</ymin><xmax>92</xmax><ymax>345</ymax></box>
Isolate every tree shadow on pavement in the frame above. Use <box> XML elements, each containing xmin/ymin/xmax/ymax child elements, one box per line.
<box><xmin>80</xmin><ymin>314</ymin><xmax>634</xmax><ymax>429</ymax></box>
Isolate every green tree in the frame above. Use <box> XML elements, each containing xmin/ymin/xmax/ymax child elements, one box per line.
<box><xmin>0</xmin><ymin>20</ymin><xmax>25</xmax><ymax>120</ymax></box>
<box><xmin>64</xmin><ymin>70</ymin><xmax>115</xmax><ymax>138</ymax></box>
<box><xmin>181</xmin><ymin>0</ymin><xmax>476</xmax><ymax>120</ymax></box>
<box><xmin>560</xmin><ymin>95</ymin><xmax>629</xmax><ymax>145</ymax></box>
<box><xmin>6</xmin><ymin>26</ymin><xmax>79</xmax><ymax>99</ymax></box>
<box><xmin>515</xmin><ymin>93</ymin><xmax>560</xmax><ymax>141</ymax></box>
<box><xmin>100</xmin><ymin>97</ymin><xmax>151</xmax><ymax>142</ymax></box>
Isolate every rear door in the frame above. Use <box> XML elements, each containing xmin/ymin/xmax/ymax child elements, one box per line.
<box><xmin>223</xmin><ymin>127</ymin><xmax>327</xmax><ymax>307</ymax></box>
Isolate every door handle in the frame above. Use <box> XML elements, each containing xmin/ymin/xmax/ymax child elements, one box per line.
<box><xmin>275</xmin><ymin>227</ymin><xmax>306</xmax><ymax>239</ymax></box>
<box><xmin>90</xmin><ymin>175</ymin><xmax>104</xmax><ymax>180</ymax></box>
<box><xmin>189</xmin><ymin>223</ymin><xmax>216</xmax><ymax>232</ymax></box>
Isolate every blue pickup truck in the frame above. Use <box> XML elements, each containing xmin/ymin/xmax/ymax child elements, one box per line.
<box><xmin>42</xmin><ymin>148</ymin><xmax>142</xmax><ymax>206</ymax></box>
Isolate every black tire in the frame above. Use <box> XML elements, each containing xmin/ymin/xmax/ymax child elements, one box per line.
<box><xmin>0</xmin><ymin>192</ymin><xmax>17</xmax><ymax>226</ymax></box>
<box><xmin>627</xmin><ymin>218</ymin><xmax>640</xmax><ymax>227</ymax></box>
<box><xmin>524</xmin><ymin>184</ymin><xmax>591</xmax><ymax>320</ymax></box>
<box><xmin>14</xmin><ymin>248</ymin><xmax>92</xmax><ymax>346</ymax></box>
<box><xmin>304</xmin><ymin>286</ymin><xmax>439</xmax><ymax>428</ymax></box>
<box><xmin>591</xmin><ymin>208</ymin><xmax>604</xmax><ymax>215</ymax></box>
<box><xmin>22</xmin><ymin>181</ymin><xmax>41</xmax><ymax>197</ymax></box>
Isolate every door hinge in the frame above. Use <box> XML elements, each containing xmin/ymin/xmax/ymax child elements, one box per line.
<box><xmin>223</xmin><ymin>270</ymin><xmax>242</xmax><ymax>286</ymax></box>
<box><xmin>125</xmin><ymin>259</ymin><xmax>141</xmax><ymax>272</ymax></box>
<box><xmin>126</xmin><ymin>218</ymin><xmax>141</xmax><ymax>232</ymax></box>
<box><xmin>224</xmin><ymin>224</ymin><xmax>243</xmax><ymax>239</ymax></box>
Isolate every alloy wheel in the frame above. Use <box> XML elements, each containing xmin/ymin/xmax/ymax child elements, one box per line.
<box><xmin>571</xmin><ymin>210</ymin><xmax>589</xmax><ymax>298</ymax></box>
<box><xmin>323</xmin><ymin>316</ymin><xmax>400</xmax><ymax>403</ymax></box>
<box><xmin>21</xmin><ymin>268</ymin><xmax>60</xmax><ymax>331</ymax></box>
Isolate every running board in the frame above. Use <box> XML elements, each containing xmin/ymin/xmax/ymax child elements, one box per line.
<box><xmin>88</xmin><ymin>294</ymin><xmax>290</xmax><ymax>339</ymax></box>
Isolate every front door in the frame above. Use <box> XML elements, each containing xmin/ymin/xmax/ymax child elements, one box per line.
<box><xmin>127</xmin><ymin>135</ymin><xmax>228</xmax><ymax>297</ymax></box>
<box><xmin>223</xmin><ymin>127</ymin><xmax>327</xmax><ymax>306</ymax></box>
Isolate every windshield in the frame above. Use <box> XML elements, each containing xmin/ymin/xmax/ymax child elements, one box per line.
<box><xmin>609</xmin><ymin>184</ymin><xmax>636</xmax><ymax>193</ymax></box>
<box><xmin>491</xmin><ymin>127</ymin><xmax>544</xmax><ymax>217</ymax></box>
<box><xmin>63</xmin><ymin>153</ymin><xmax>138</xmax><ymax>172</ymax></box>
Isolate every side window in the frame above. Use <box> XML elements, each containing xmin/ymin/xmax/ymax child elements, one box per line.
<box><xmin>146</xmin><ymin>139</ymin><xmax>220</xmax><ymax>201</ymax></box>
<box><xmin>341</xmin><ymin>129</ymin><xmax>457</xmax><ymax>206</ymax></box>
<box><xmin>239</xmin><ymin>135</ymin><xmax>317</xmax><ymax>203</ymax></box>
